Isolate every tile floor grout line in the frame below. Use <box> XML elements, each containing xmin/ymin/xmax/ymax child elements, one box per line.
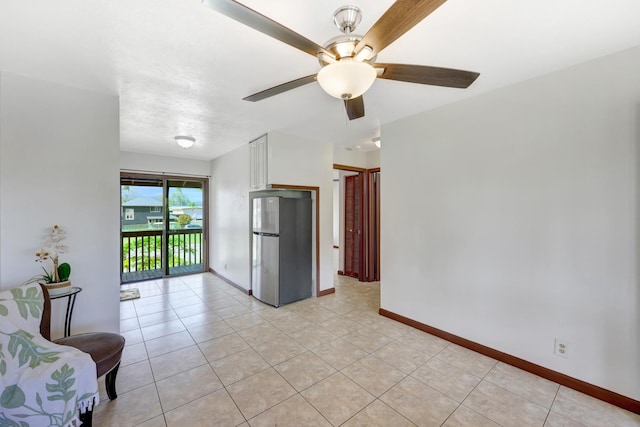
<box><xmin>543</xmin><ymin>384</ymin><xmax>563</xmax><ymax>426</ymax></box>
<box><xmin>223</xmin><ymin>382</ymin><xmax>250</xmax><ymax>425</ymax></box>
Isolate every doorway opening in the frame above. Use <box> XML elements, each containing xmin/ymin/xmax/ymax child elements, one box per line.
<box><xmin>333</xmin><ymin>164</ymin><xmax>381</xmax><ymax>282</ymax></box>
<box><xmin>120</xmin><ymin>173</ymin><xmax>208</xmax><ymax>283</ymax></box>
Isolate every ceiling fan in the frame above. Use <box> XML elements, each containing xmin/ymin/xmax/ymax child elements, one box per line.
<box><xmin>202</xmin><ymin>0</ymin><xmax>480</xmax><ymax>120</ymax></box>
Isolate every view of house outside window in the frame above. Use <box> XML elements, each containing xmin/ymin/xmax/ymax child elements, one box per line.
<box><xmin>120</xmin><ymin>186</ymin><xmax>203</xmax><ymax>232</ymax></box>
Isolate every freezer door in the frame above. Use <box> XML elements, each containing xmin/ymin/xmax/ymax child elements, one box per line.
<box><xmin>252</xmin><ymin>233</ymin><xmax>279</xmax><ymax>307</ymax></box>
<box><xmin>252</xmin><ymin>197</ymin><xmax>280</xmax><ymax>234</ymax></box>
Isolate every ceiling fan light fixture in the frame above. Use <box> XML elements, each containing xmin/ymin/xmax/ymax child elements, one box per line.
<box><xmin>353</xmin><ymin>45</ymin><xmax>373</xmax><ymax>62</ymax></box>
<box><xmin>316</xmin><ymin>59</ymin><xmax>376</xmax><ymax>100</ymax></box>
<box><xmin>335</xmin><ymin>40</ymin><xmax>357</xmax><ymax>59</ymax></box>
<box><xmin>175</xmin><ymin>135</ymin><xmax>196</xmax><ymax>149</ymax></box>
<box><xmin>321</xmin><ymin>34</ymin><xmax>374</xmax><ymax>63</ymax></box>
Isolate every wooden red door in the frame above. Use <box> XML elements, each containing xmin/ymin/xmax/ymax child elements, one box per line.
<box><xmin>344</xmin><ymin>174</ymin><xmax>362</xmax><ymax>278</ymax></box>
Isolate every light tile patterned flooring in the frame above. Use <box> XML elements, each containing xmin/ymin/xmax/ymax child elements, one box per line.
<box><xmin>95</xmin><ymin>273</ymin><xmax>640</xmax><ymax>426</ymax></box>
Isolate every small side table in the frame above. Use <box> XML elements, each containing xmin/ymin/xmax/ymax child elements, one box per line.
<box><xmin>50</xmin><ymin>286</ymin><xmax>82</xmax><ymax>337</ymax></box>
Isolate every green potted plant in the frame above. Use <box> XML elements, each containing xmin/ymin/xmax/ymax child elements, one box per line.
<box><xmin>32</xmin><ymin>225</ymin><xmax>72</xmax><ymax>295</ymax></box>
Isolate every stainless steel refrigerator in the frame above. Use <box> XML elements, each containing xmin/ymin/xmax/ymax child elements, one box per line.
<box><xmin>252</xmin><ymin>196</ymin><xmax>312</xmax><ymax>307</ymax></box>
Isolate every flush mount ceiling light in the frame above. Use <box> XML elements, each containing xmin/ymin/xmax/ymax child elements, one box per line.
<box><xmin>316</xmin><ymin>59</ymin><xmax>377</xmax><ymax>100</ymax></box>
<box><xmin>175</xmin><ymin>135</ymin><xmax>195</xmax><ymax>149</ymax></box>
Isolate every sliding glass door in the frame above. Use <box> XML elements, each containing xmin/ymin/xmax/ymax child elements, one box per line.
<box><xmin>120</xmin><ymin>174</ymin><xmax>207</xmax><ymax>283</ymax></box>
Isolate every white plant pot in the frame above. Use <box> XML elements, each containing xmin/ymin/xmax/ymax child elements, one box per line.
<box><xmin>44</xmin><ymin>280</ymin><xmax>72</xmax><ymax>296</ymax></box>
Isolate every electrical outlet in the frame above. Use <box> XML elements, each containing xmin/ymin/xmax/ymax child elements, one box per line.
<box><xmin>554</xmin><ymin>339</ymin><xmax>569</xmax><ymax>359</ymax></box>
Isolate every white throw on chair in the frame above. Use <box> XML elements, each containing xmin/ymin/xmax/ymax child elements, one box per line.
<box><xmin>0</xmin><ymin>283</ymin><xmax>99</xmax><ymax>426</ymax></box>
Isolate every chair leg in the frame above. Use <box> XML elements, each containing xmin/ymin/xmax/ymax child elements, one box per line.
<box><xmin>79</xmin><ymin>408</ymin><xmax>93</xmax><ymax>427</ymax></box>
<box><xmin>105</xmin><ymin>362</ymin><xmax>120</xmax><ymax>400</ymax></box>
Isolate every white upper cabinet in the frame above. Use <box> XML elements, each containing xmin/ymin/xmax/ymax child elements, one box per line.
<box><xmin>249</xmin><ymin>134</ymin><xmax>268</xmax><ymax>190</ymax></box>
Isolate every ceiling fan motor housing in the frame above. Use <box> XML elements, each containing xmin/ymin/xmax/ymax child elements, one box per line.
<box><xmin>333</xmin><ymin>5</ymin><xmax>362</xmax><ymax>34</ymax></box>
<box><xmin>321</xmin><ymin>5</ymin><xmax>377</xmax><ymax>64</ymax></box>
<box><xmin>321</xmin><ymin>34</ymin><xmax>366</xmax><ymax>62</ymax></box>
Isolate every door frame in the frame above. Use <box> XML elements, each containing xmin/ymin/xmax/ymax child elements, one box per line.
<box><xmin>366</xmin><ymin>168</ymin><xmax>381</xmax><ymax>281</ymax></box>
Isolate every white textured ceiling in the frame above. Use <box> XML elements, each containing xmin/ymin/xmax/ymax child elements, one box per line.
<box><xmin>1</xmin><ymin>0</ymin><xmax>640</xmax><ymax>160</ymax></box>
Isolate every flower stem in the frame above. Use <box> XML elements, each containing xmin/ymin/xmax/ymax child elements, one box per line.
<box><xmin>53</xmin><ymin>256</ymin><xmax>60</xmax><ymax>283</ymax></box>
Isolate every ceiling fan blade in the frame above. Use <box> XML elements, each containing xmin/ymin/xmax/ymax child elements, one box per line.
<box><xmin>243</xmin><ymin>75</ymin><xmax>317</xmax><ymax>102</ymax></box>
<box><xmin>355</xmin><ymin>0</ymin><xmax>447</xmax><ymax>56</ymax></box>
<box><xmin>375</xmin><ymin>63</ymin><xmax>479</xmax><ymax>88</ymax></box>
<box><xmin>202</xmin><ymin>0</ymin><xmax>334</xmax><ymax>60</ymax></box>
<box><xmin>344</xmin><ymin>96</ymin><xmax>365</xmax><ymax>120</ymax></box>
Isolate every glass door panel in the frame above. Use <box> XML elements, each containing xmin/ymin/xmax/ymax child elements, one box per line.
<box><xmin>167</xmin><ymin>180</ymin><xmax>205</xmax><ymax>276</ymax></box>
<box><xmin>121</xmin><ymin>178</ymin><xmax>164</xmax><ymax>282</ymax></box>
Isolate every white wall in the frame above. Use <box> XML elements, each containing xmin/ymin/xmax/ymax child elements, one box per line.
<box><xmin>268</xmin><ymin>131</ymin><xmax>334</xmax><ymax>292</ymax></box>
<box><xmin>333</xmin><ymin>147</ymin><xmax>380</xmax><ymax>169</ymax></box>
<box><xmin>381</xmin><ymin>45</ymin><xmax>640</xmax><ymax>400</ymax></box>
<box><xmin>333</xmin><ymin>147</ymin><xmax>369</xmax><ymax>168</ymax></box>
<box><xmin>333</xmin><ymin>146</ymin><xmax>381</xmax><ymax>169</ymax></box>
<box><xmin>120</xmin><ymin>151</ymin><xmax>211</xmax><ymax>177</ymax></box>
<box><xmin>209</xmin><ymin>144</ymin><xmax>251</xmax><ymax>289</ymax></box>
<box><xmin>366</xmin><ymin>149</ymin><xmax>380</xmax><ymax>169</ymax></box>
<box><xmin>0</xmin><ymin>71</ymin><xmax>120</xmax><ymax>337</ymax></box>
